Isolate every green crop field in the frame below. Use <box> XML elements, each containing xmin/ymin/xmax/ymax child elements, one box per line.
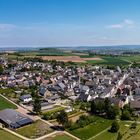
<box><xmin>86</xmin><ymin>56</ymin><xmax>131</xmax><ymax>66</ymax></box>
<box><xmin>80</xmin><ymin>54</ymin><xmax>140</xmax><ymax>66</ymax></box>
<box><xmin>120</xmin><ymin>55</ymin><xmax>140</xmax><ymax>62</ymax></box>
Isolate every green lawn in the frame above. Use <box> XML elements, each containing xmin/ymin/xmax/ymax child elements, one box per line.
<box><xmin>92</xmin><ymin>121</ymin><xmax>140</xmax><ymax>140</ymax></box>
<box><xmin>15</xmin><ymin>120</ymin><xmax>54</xmax><ymax>139</ymax></box>
<box><xmin>68</xmin><ymin>116</ymin><xmax>112</xmax><ymax>140</ymax></box>
<box><xmin>92</xmin><ymin>121</ymin><xmax>129</xmax><ymax>140</ymax></box>
<box><xmin>0</xmin><ymin>95</ymin><xmax>17</xmax><ymax>110</ymax></box>
<box><xmin>0</xmin><ymin>129</ymin><xmax>22</xmax><ymax>140</ymax></box>
<box><xmin>51</xmin><ymin>134</ymin><xmax>75</xmax><ymax>140</ymax></box>
<box><xmin>44</xmin><ymin>134</ymin><xmax>75</xmax><ymax>140</ymax></box>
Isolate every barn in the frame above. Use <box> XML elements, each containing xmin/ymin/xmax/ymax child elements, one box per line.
<box><xmin>0</xmin><ymin>109</ymin><xmax>33</xmax><ymax>129</ymax></box>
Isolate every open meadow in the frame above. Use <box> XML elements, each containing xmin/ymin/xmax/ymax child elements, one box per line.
<box><xmin>68</xmin><ymin>116</ymin><xmax>112</xmax><ymax>140</ymax></box>
<box><xmin>43</xmin><ymin>133</ymin><xmax>75</xmax><ymax>140</ymax></box>
<box><xmin>0</xmin><ymin>129</ymin><xmax>22</xmax><ymax>140</ymax></box>
<box><xmin>0</xmin><ymin>95</ymin><xmax>17</xmax><ymax>110</ymax></box>
<box><xmin>15</xmin><ymin>120</ymin><xmax>54</xmax><ymax>139</ymax></box>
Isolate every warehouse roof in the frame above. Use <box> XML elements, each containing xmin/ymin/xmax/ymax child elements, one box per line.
<box><xmin>0</xmin><ymin>109</ymin><xmax>33</xmax><ymax>129</ymax></box>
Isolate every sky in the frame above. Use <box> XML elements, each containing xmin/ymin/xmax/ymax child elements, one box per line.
<box><xmin>0</xmin><ymin>0</ymin><xmax>140</xmax><ymax>47</ymax></box>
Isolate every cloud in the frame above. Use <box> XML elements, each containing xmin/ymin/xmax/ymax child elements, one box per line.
<box><xmin>107</xmin><ymin>24</ymin><xmax>123</xmax><ymax>29</ymax></box>
<box><xmin>0</xmin><ymin>24</ymin><xmax>17</xmax><ymax>31</ymax></box>
<box><xmin>106</xmin><ymin>19</ymin><xmax>135</xmax><ymax>29</ymax></box>
<box><xmin>124</xmin><ymin>19</ymin><xmax>134</xmax><ymax>25</ymax></box>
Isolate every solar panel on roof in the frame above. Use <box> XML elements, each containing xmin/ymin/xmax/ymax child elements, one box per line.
<box><xmin>17</xmin><ymin>118</ymin><xmax>33</xmax><ymax>126</ymax></box>
<box><xmin>10</xmin><ymin>122</ymin><xmax>20</xmax><ymax>129</ymax></box>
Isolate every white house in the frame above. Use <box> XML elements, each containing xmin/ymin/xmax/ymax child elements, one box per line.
<box><xmin>20</xmin><ymin>94</ymin><xmax>32</xmax><ymax>103</ymax></box>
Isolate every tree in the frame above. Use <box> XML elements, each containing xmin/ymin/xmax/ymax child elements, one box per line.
<box><xmin>104</xmin><ymin>98</ymin><xmax>111</xmax><ymax>112</ymax></box>
<box><xmin>116</xmin><ymin>89</ymin><xmax>121</xmax><ymax>97</ymax></box>
<box><xmin>124</xmin><ymin>104</ymin><xmax>134</xmax><ymax>115</ymax></box>
<box><xmin>33</xmin><ymin>97</ymin><xmax>41</xmax><ymax>115</ymax></box>
<box><xmin>80</xmin><ymin>102</ymin><xmax>90</xmax><ymax>111</ymax></box>
<box><xmin>77</xmin><ymin>115</ymin><xmax>88</xmax><ymax>127</ymax></box>
<box><xmin>91</xmin><ymin>100</ymin><xmax>97</xmax><ymax>114</ymax></box>
<box><xmin>107</xmin><ymin>106</ymin><xmax>120</xmax><ymax>119</ymax></box>
<box><xmin>121</xmin><ymin>110</ymin><xmax>131</xmax><ymax>120</ymax></box>
<box><xmin>8</xmin><ymin>64</ymin><xmax>15</xmax><ymax>69</ymax></box>
<box><xmin>57</xmin><ymin>110</ymin><xmax>68</xmax><ymax>127</ymax></box>
<box><xmin>110</xmin><ymin>121</ymin><xmax>120</xmax><ymax>133</ymax></box>
<box><xmin>0</xmin><ymin>65</ymin><xmax>3</xmax><ymax>74</ymax></box>
<box><xmin>96</xmin><ymin>101</ymin><xmax>105</xmax><ymax>114</ymax></box>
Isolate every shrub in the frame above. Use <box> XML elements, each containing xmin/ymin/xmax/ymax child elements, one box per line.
<box><xmin>131</xmin><ymin>121</ymin><xmax>137</xmax><ymax>129</ymax></box>
<box><xmin>69</xmin><ymin>115</ymin><xmax>95</xmax><ymax>130</ymax></box>
<box><xmin>110</xmin><ymin>121</ymin><xmax>120</xmax><ymax>133</ymax></box>
<box><xmin>42</xmin><ymin>107</ymin><xmax>65</xmax><ymax>120</ymax></box>
<box><xmin>121</xmin><ymin>110</ymin><xmax>131</xmax><ymax>120</ymax></box>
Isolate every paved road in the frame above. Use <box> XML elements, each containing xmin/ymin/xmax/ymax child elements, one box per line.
<box><xmin>111</xmin><ymin>73</ymin><xmax>129</xmax><ymax>97</ymax></box>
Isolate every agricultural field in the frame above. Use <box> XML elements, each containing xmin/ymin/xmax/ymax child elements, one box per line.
<box><xmin>0</xmin><ymin>95</ymin><xmax>17</xmax><ymax>110</ymax></box>
<box><xmin>15</xmin><ymin>120</ymin><xmax>54</xmax><ymax>139</ymax></box>
<box><xmin>82</xmin><ymin>54</ymin><xmax>140</xmax><ymax>66</ymax></box>
<box><xmin>41</xmin><ymin>54</ymin><xmax>139</xmax><ymax>66</ymax></box>
<box><xmin>0</xmin><ymin>129</ymin><xmax>22</xmax><ymax>140</ymax></box>
<box><xmin>120</xmin><ymin>55</ymin><xmax>140</xmax><ymax>63</ymax></box>
<box><xmin>86</xmin><ymin>56</ymin><xmax>131</xmax><ymax>66</ymax></box>
<box><xmin>68</xmin><ymin>116</ymin><xmax>112</xmax><ymax>140</ymax></box>
<box><xmin>2</xmin><ymin>50</ymin><xmax>140</xmax><ymax>66</ymax></box>
<box><xmin>42</xmin><ymin>56</ymin><xmax>102</xmax><ymax>63</ymax></box>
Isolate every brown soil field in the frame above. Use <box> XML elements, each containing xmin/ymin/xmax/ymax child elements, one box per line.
<box><xmin>42</xmin><ymin>56</ymin><xmax>102</xmax><ymax>63</ymax></box>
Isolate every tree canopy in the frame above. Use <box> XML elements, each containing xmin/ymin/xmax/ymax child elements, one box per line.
<box><xmin>0</xmin><ymin>64</ymin><xmax>4</xmax><ymax>74</ymax></box>
<box><xmin>57</xmin><ymin>110</ymin><xmax>68</xmax><ymax>127</ymax></box>
<box><xmin>110</xmin><ymin>121</ymin><xmax>120</xmax><ymax>133</ymax></box>
<box><xmin>33</xmin><ymin>97</ymin><xmax>41</xmax><ymax>115</ymax></box>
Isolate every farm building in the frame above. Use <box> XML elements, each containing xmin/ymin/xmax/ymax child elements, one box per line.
<box><xmin>0</xmin><ymin>109</ymin><xmax>33</xmax><ymax>129</ymax></box>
